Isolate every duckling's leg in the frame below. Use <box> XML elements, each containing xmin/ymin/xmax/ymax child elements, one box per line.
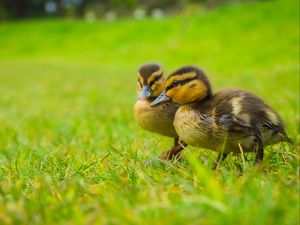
<box><xmin>212</xmin><ymin>153</ymin><xmax>228</xmax><ymax>170</ymax></box>
<box><xmin>159</xmin><ymin>138</ymin><xmax>187</xmax><ymax>160</ymax></box>
<box><xmin>254</xmin><ymin>129</ymin><xmax>264</xmax><ymax>164</ymax></box>
<box><xmin>255</xmin><ymin>140</ymin><xmax>264</xmax><ymax>164</ymax></box>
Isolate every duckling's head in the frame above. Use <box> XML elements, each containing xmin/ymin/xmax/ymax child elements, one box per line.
<box><xmin>137</xmin><ymin>63</ymin><xmax>165</xmax><ymax>99</ymax></box>
<box><xmin>151</xmin><ymin>66</ymin><xmax>212</xmax><ymax>106</ymax></box>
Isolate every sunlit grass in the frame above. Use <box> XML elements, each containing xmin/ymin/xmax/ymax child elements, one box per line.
<box><xmin>0</xmin><ymin>0</ymin><xmax>299</xmax><ymax>224</ymax></box>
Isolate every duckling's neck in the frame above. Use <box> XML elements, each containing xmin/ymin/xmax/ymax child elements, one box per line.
<box><xmin>148</xmin><ymin>96</ymin><xmax>159</xmax><ymax>101</ymax></box>
<box><xmin>184</xmin><ymin>93</ymin><xmax>212</xmax><ymax>107</ymax></box>
<box><xmin>138</xmin><ymin>96</ymin><xmax>159</xmax><ymax>102</ymax></box>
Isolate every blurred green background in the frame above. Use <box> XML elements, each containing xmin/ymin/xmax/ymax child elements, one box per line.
<box><xmin>1</xmin><ymin>0</ymin><xmax>255</xmax><ymax>20</ymax></box>
<box><xmin>0</xmin><ymin>0</ymin><xmax>299</xmax><ymax>224</ymax></box>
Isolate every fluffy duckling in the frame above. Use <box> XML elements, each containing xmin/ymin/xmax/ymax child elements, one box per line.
<box><xmin>151</xmin><ymin>66</ymin><xmax>290</xmax><ymax>165</ymax></box>
<box><xmin>133</xmin><ymin>63</ymin><xmax>186</xmax><ymax>160</ymax></box>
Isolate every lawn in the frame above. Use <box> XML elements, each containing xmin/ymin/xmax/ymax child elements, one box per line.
<box><xmin>0</xmin><ymin>0</ymin><xmax>299</xmax><ymax>224</ymax></box>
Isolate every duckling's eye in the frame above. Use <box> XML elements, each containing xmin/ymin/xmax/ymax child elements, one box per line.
<box><xmin>153</xmin><ymin>76</ymin><xmax>161</xmax><ymax>83</ymax></box>
<box><xmin>171</xmin><ymin>80</ymin><xmax>180</xmax><ymax>87</ymax></box>
<box><xmin>167</xmin><ymin>80</ymin><xmax>180</xmax><ymax>90</ymax></box>
<box><xmin>166</xmin><ymin>80</ymin><xmax>181</xmax><ymax>91</ymax></box>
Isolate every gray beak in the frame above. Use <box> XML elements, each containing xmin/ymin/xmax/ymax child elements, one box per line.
<box><xmin>150</xmin><ymin>90</ymin><xmax>170</xmax><ymax>107</ymax></box>
<box><xmin>138</xmin><ymin>85</ymin><xmax>151</xmax><ymax>99</ymax></box>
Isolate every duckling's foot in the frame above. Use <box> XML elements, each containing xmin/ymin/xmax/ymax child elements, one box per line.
<box><xmin>159</xmin><ymin>150</ymin><xmax>181</xmax><ymax>160</ymax></box>
<box><xmin>159</xmin><ymin>138</ymin><xmax>187</xmax><ymax>160</ymax></box>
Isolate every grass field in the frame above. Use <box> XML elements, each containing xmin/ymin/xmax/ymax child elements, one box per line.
<box><xmin>0</xmin><ymin>0</ymin><xmax>299</xmax><ymax>224</ymax></box>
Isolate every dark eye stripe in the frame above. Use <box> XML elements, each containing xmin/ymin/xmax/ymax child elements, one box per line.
<box><xmin>149</xmin><ymin>75</ymin><xmax>162</xmax><ymax>87</ymax></box>
<box><xmin>166</xmin><ymin>77</ymin><xmax>196</xmax><ymax>91</ymax></box>
<box><xmin>138</xmin><ymin>79</ymin><xmax>142</xmax><ymax>87</ymax></box>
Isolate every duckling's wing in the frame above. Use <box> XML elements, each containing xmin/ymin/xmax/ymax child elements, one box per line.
<box><xmin>227</xmin><ymin>90</ymin><xmax>290</xmax><ymax>144</ymax></box>
<box><xmin>238</xmin><ymin>92</ymin><xmax>290</xmax><ymax>144</ymax></box>
<box><xmin>219</xmin><ymin>114</ymin><xmax>255</xmax><ymax>135</ymax></box>
<box><xmin>208</xmin><ymin>89</ymin><xmax>290</xmax><ymax>145</ymax></box>
<box><xmin>218</xmin><ymin>113</ymin><xmax>264</xmax><ymax>152</ymax></box>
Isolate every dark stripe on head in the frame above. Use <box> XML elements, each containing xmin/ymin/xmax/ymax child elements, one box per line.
<box><xmin>166</xmin><ymin>76</ymin><xmax>197</xmax><ymax>91</ymax></box>
<box><xmin>166</xmin><ymin>66</ymin><xmax>212</xmax><ymax>97</ymax></box>
<box><xmin>149</xmin><ymin>74</ymin><xmax>163</xmax><ymax>87</ymax></box>
<box><xmin>138</xmin><ymin>63</ymin><xmax>161</xmax><ymax>82</ymax></box>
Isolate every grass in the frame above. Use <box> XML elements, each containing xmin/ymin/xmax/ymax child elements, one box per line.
<box><xmin>0</xmin><ymin>0</ymin><xmax>299</xmax><ymax>224</ymax></box>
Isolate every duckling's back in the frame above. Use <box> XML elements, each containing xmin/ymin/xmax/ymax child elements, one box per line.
<box><xmin>210</xmin><ymin>89</ymin><xmax>288</xmax><ymax>146</ymax></box>
<box><xmin>175</xmin><ymin>89</ymin><xmax>289</xmax><ymax>153</ymax></box>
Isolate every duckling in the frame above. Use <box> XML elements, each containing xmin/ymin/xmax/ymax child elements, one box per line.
<box><xmin>133</xmin><ymin>63</ymin><xmax>186</xmax><ymax>160</ymax></box>
<box><xmin>151</xmin><ymin>66</ymin><xmax>290</xmax><ymax>166</ymax></box>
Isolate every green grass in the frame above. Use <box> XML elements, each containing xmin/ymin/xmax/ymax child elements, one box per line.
<box><xmin>0</xmin><ymin>0</ymin><xmax>299</xmax><ymax>224</ymax></box>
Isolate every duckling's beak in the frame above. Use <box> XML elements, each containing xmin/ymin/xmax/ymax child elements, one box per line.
<box><xmin>150</xmin><ymin>90</ymin><xmax>170</xmax><ymax>107</ymax></box>
<box><xmin>138</xmin><ymin>85</ymin><xmax>151</xmax><ymax>99</ymax></box>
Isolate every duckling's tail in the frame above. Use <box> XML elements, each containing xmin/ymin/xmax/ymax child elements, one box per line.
<box><xmin>280</xmin><ymin>131</ymin><xmax>293</xmax><ymax>144</ymax></box>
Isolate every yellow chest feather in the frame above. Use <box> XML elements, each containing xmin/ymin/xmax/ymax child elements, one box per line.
<box><xmin>174</xmin><ymin>106</ymin><xmax>217</xmax><ymax>148</ymax></box>
<box><xmin>134</xmin><ymin>100</ymin><xmax>178</xmax><ymax>138</ymax></box>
